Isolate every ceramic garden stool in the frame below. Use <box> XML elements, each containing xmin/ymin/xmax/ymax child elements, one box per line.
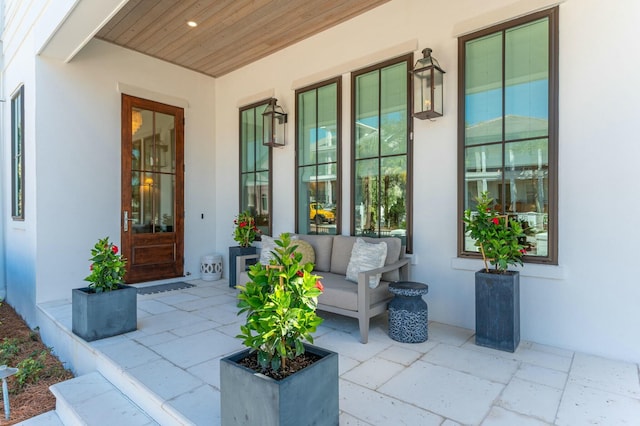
<box><xmin>388</xmin><ymin>281</ymin><xmax>429</xmax><ymax>343</ymax></box>
<box><xmin>200</xmin><ymin>253</ymin><xmax>222</xmax><ymax>281</ymax></box>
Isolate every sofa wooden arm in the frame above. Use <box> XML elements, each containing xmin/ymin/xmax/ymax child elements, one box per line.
<box><xmin>359</xmin><ymin>257</ymin><xmax>410</xmax><ymax>285</ymax></box>
<box><xmin>236</xmin><ymin>253</ymin><xmax>259</xmax><ymax>285</ymax></box>
<box><xmin>355</xmin><ymin>257</ymin><xmax>410</xmax><ymax>343</ymax></box>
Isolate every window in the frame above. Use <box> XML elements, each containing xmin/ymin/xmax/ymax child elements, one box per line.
<box><xmin>458</xmin><ymin>7</ymin><xmax>558</xmax><ymax>263</ymax></box>
<box><xmin>351</xmin><ymin>54</ymin><xmax>413</xmax><ymax>251</ymax></box>
<box><xmin>240</xmin><ymin>101</ymin><xmax>272</xmax><ymax>235</ymax></box>
<box><xmin>295</xmin><ymin>77</ymin><xmax>341</xmax><ymax>235</ymax></box>
<box><xmin>11</xmin><ymin>85</ymin><xmax>25</xmax><ymax>220</ymax></box>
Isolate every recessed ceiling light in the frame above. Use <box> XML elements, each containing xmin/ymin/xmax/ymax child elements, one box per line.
<box><xmin>187</xmin><ymin>21</ymin><xmax>198</xmax><ymax>28</ymax></box>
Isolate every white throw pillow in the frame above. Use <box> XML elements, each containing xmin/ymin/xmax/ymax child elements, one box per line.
<box><xmin>346</xmin><ymin>238</ymin><xmax>387</xmax><ymax>288</ymax></box>
<box><xmin>259</xmin><ymin>234</ymin><xmax>298</xmax><ymax>265</ymax></box>
<box><xmin>259</xmin><ymin>235</ymin><xmax>277</xmax><ymax>265</ymax></box>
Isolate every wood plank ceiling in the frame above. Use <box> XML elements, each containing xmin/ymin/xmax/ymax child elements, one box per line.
<box><xmin>95</xmin><ymin>0</ymin><xmax>390</xmax><ymax>78</ymax></box>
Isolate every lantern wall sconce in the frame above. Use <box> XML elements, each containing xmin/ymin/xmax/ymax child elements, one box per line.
<box><xmin>262</xmin><ymin>98</ymin><xmax>288</xmax><ymax>147</ymax></box>
<box><xmin>411</xmin><ymin>48</ymin><xmax>445</xmax><ymax>120</ymax></box>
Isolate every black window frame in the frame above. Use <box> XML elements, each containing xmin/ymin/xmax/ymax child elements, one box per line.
<box><xmin>11</xmin><ymin>85</ymin><xmax>25</xmax><ymax>221</ymax></box>
<box><xmin>457</xmin><ymin>7</ymin><xmax>559</xmax><ymax>265</ymax></box>
<box><xmin>351</xmin><ymin>54</ymin><xmax>413</xmax><ymax>252</ymax></box>
<box><xmin>239</xmin><ymin>99</ymin><xmax>272</xmax><ymax>237</ymax></box>
<box><xmin>295</xmin><ymin>76</ymin><xmax>342</xmax><ymax>235</ymax></box>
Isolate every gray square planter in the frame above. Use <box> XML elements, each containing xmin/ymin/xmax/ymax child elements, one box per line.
<box><xmin>475</xmin><ymin>269</ymin><xmax>520</xmax><ymax>352</ymax></box>
<box><xmin>72</xmin><ymin>284</ymin><xmax>137</xmax><ymax>342</ymax></box>
<box><xmin>220</xmin><ymin>344</ymin><xmax>339</xmax><ymax>426</ymax></box>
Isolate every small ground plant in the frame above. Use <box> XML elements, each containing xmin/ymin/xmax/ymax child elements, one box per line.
<box><xmin>0</xmin><ymin>301</ymin><xmax>73</xmax><ymax>422</ymax></box>
<box><xmin>15</xmin><ymin>351</ymin><xmax>47</xmax><ymax>388</ymax></box>
<box><xmin>0</xmin><ymin>337</ymin><xmax>21</xmax><ymax>365</ymax></box>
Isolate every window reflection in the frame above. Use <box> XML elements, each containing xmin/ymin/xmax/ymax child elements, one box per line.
<box><xmin>130</xmin><ymin>110</ymin><xmax>176</xmax><ymax>234</ymax></box>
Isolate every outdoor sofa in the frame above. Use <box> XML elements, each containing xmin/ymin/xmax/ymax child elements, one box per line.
<box><xmin>236</xmin><ymin>234</ymin><xmax>410</xmax><ymax>343</ymax></box>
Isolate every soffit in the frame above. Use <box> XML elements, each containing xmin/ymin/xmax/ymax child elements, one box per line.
<box><xmin>95</xmin><ymin>0</ymin><xmax>390</xmax><ymax>78</ymax></box>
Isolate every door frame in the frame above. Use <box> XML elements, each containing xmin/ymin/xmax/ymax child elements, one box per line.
<box><xmin>121</xmin><ymin>94</ymin><xmax>184</xmax><ymax>283</ymax></box>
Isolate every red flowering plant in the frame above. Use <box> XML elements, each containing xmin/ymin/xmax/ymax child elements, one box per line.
<box><xmin>236</xmin><ymin>233</ymin><xmax>324</xmax><ymax>375</ymax></box>
<box><xmin>84</xmin><ymin>237</ymin><xmax>127</xmax><ymax>292</ymax></box>
<box><xmin>233</xmin><ymin>211</ymin><xmax>260</xmax><ymax>247</ymax></box>
<box><xmin>463</xmin><ymin>192</ymin><xmax>526</xmax><ymax>273</ymax></box>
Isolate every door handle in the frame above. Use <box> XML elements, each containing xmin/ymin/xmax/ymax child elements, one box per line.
<box><xmin>123</xmin><ymin>211</ymin><xmax>135</xmax><ymax>232</ymax></box>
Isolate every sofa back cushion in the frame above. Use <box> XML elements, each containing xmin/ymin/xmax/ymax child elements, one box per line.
<box><xmin>295</xmin><ymin>234</ymin><xmax>334</xmax><ymax>272</ymax></box>
<box><xmin>330</xmin><ymin>235</ymin><xmax>403</xmax><ymax>281</ymax></box>
<box><xmin>330</xmin><ymin>236</ymin><xmax>356</xmax><ymax>275</ymax></box>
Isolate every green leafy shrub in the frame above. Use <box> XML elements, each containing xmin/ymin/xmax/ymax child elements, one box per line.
<box><xmin>236</xmin><ymin>233</ymin><xmax>324</xmax><ymax>372</ymax></box>
<box><xmin>0</xmin><ymin>338</ymin><xmax>21</xmax><ymax>365</ymax></box>
<box><xmin>233</xmin><ymin>211</ymin><xmax>260</xmax><ymax>247</ymax></box>
<box><xmin>84</xmin><ymin>237</ymin><xmax>127</xmax><ymax>292</ymax></box>
<box><xmin>463</xmin><ymin>192</ymin><xmax>527</xmax><ymax>273</ymax></box>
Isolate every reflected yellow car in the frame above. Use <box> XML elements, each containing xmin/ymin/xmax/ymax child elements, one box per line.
<box><xmin>310</xmin><ymin>203</ymin><xmax>335</xmax><ymax>224</ymax></box>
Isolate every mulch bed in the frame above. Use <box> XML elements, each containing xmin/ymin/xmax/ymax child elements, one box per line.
<box><xmin>0</xmin><ymin>302</ymin><xmax>73</xmax><ymax>425</ymax></box>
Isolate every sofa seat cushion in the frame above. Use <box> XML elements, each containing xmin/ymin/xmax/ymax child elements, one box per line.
<box><xmin>317</xmin><ymin>272</ymin><xmax>392</xmax><ymax>312</ymax></box>
<box><xmin>238</xmin><ymin>270</ymin><xmax>250</xmax><ymax>287</ymax></box>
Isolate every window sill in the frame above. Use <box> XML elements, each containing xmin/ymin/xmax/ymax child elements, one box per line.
<box><xmin>451</xmin><ymin>257</ymin><xmax>565</xmax><ymax>280</ymax></box>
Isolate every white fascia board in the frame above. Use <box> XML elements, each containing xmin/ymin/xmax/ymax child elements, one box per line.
<box><xmin>37</xmin><ymin>0</ymin><xmax>128</xmax><ymax>63</ymax></box>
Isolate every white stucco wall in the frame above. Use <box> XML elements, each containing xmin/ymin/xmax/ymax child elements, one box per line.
<box><xmin>2</xmin><ymin>0</ymin><xmax>46</xmax><ymax>321</ymax></box>
<box><xmin>32</xmin><ymin>39</ymin><xmax>216</xmax><ymax>305</ymax></box>
<box><xmin>214</xmin><ymin>0</ymin><xmax>640</xmax><ymax>362</ymax></box>
<box><xmin>3</xmin><ymin>12</ymin><xmax>217</xmax><ymax>323</ymax></box>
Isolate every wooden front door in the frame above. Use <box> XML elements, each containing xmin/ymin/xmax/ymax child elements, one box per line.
<box><xmin>121</xmin><ymin>95</ymin><xmax>184</xmax><ymax>283</ymax></box>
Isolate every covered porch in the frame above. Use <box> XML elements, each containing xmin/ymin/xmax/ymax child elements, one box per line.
<box><xmin>25</xmin><ymin>279</ymin><xmax>640</xmax><ymax>425</ymax></box>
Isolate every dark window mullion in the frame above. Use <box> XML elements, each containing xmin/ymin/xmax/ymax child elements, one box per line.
<box><xmin>314</xmin><ymin>88</ymin><xmax>320</xmax><ymax>204</ymax></box>
<box><xmin>376</xmin><ymin>69</ymin><xmax>383</xmax><ymax>235</ymax></box>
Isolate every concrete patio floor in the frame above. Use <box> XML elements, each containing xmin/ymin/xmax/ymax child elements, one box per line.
<box><xmin>23</xmin><ymin>279</ymin><xmax>640</xmax><ymax>425</ymax></box>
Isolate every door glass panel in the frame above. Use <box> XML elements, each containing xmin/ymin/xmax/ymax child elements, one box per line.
<box><xmin>298</xmin><ymin>91</ymin><xmax>317</xmax><ymax>167</ymax></box>
<box><xmin>355</xmin><ymin>71</ymin><xmax>380</xmax><ymax>159</ymax></box>
<box><xmin>465</xmin><ymin>33</ymin><xmax>503</xmax><ymax>146</ymax></box>
<box><xmin>381</xmin><ymin>156</ymin><xmax>407</xmax><ymax>245</ymax></box>
<box><xmin>130</xmin><ymin>109</ymin><xmax>176</xmax><ymax>234</ymax></box>
<box><xmin>354</xmin><ymin>158</ymin><xmax>380</xmax><ymax>235</ymax></box>
<box><xmin>505</xmin><ymin>18</ymin><xmax>549</xmax><ymax>141</ymax></box>
<box><xmin>317</xmin><ymin>84</ymin><xmax>338</xmax><ymax>161</ymax></box>
<box><xmin>255</xmin><ymin>171</ymin><xmax>270</xmax><ymax>234</ymax></box>
<box><xmin>298</xmin><ymin>165</ymin><xmax>315</xmax><ymax>234</ymax></box>
<box><xmin>381</xmin><ymin>63</ymin><xmax>407</xmax><ymax>156</ymax></box>
<box><xmin>241</xmin><ymin>109</ymin><xmax>256</xmax><ymax>172</ymax></box>
<box><xmin>255</xmin><ymin>110</ymin><xmax>269</xmax><ymax>171</ymax></box>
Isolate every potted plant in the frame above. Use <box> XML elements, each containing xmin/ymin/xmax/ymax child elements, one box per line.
<box><xmin>228</xmin><ymin>211</ymin><xmax>260</xmax><ymax>287</ymax></box>
<box><xmin>463</xmin><ymin>192</ymin><xmax>526</xmax><ymax>352</ymax></box>
<box><xmin>72</xmin><ymin>237</ymin><xmax>137</xmax><ymax>342</ymax></box>
<box><xmin>220</xmin><ymin>233</ymin><xmax>338</xmax><ymax>426</ymax></box>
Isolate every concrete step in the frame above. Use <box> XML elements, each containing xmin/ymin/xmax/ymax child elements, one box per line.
<box><xmin>50</xmin><ymin>372</ymin><xmax>158</xmax><ymax>426</ymax></box>
<box><xmin>36</xmin><ymin>302</ymin><xmax>197</xmax><ymax>425</ymax></box>
<box><xmin>15</xmin><ymin>410</ymin><xmax>63</xmax><ymax>425</ymax></box>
